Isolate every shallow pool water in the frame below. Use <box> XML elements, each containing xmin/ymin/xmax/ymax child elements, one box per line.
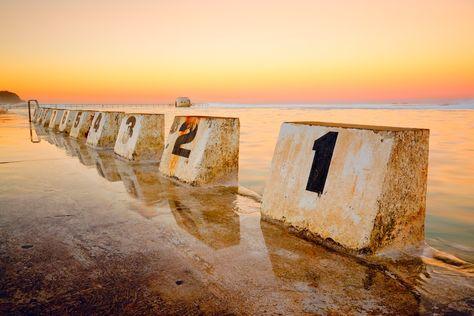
<box><xmin>0</xmin><ymin>109</ymin><xmax>473</xmax><ymax>314</ymax></box>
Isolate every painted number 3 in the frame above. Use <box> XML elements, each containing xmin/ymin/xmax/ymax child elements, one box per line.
<box><xmin>306</xmin><ymin>132</ymin><xmax>338</xmax><ymax>196</ymax></box>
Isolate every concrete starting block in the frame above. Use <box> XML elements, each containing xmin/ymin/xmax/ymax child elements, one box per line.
<box><xmin>58</xmin><ymin>110</ymin><xmax>76</xmax><ymax>134</ymax></box>
<box><xmin>261</xmin><ymin>122</ymin><xmax>429</xmax><ymax>254</ymax></box>
<box><xmin>114</xmin><ymin>113</ymin><xmax>165</xmax><ymax>162</ymax></box>
<box><xmin>69</xmin><ymin>110</ymin><xmax>94</xmax><ymax>139</ymax></box>
<box><xmin>48</xmin><ymin>109</ymin><xmax>64</xmax><ymax>131</ymax></box>
<box><xmin>41</xmin><ymin>109</ymin><xmax>53</xmax><ymax>127</ymax></box>
<box><xmin>86</xmin><ymin>111</ymin><xmax>124</xmax><ymax>148</ymax></box>
<box><xmin>33</xmin><ymin>108</ymin><xmax>43</xmax><ymax>123</ymax></box>
<box><xmin>38</xmin><ymin>108</ymin><xmax>47</xmax><ymax>124</ymax></box>
<box><xmin>159</xmin><ymin>116</ymin><xmax>239</xmax><ymax>186</ymax></box>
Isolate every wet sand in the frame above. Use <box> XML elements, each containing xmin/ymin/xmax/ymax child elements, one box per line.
<box><xmin>1</xmin><ymin>112</ymin><xmax>473</xmax><ymax>314</ymax></box>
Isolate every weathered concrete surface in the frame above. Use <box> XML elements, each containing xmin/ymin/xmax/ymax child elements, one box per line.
<box><xmin>39</xmin><ymin>108</ymin><xmax>51</xmax><ymax>125</ymax></box>
<box><xmin>33</xmin><ymin>107</ymin><xmax>43</xmax><ymax>122</ymax></box>
<box><xmin>33</xmin><ymin>108</ymin><xmax>42</xmax><ymax>123</ymax></box>
<box><xmin>114</xmin><ymin>113</ymin><xmax>165</xmax><ymax>162</ymax></box>
<box><xmin>86</xmin><ymin>111</ymin><xmax>124</xmax><ymax>148</ymax></box>
<box><xmin>69</xmin><ymin>111</ymin><xmax>94</xmax><ymax>139</ymax></box>
<box><xmin>48</xmin><ymin>109</ymin><xmax>64</xmax><ymax>131</ymax></box>
<box><xmin>58</xmin><ymin>110</ymin><xmax>76</xmax><ymax>134</ymax></box>
<box><xmin>261</xmin><ymin>122</ymin><xmax>430</xmax><ymax>254</ymax></box>
<box><xmin>159</xmin><ymin>116</ymin><xmax>239</xmax><ymax>186</ymax></box>
<box><xmin>40</xmin><ymin>109</ymin><xmax>53</xmax><ymax>127</ymax></box>
<box><xmin>1</xmin><ymin>114</ymin><xmax>472</xmax><ymax>315</ymax></box>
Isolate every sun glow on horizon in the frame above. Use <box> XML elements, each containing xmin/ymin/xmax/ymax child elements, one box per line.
<box><xmin>1</xmin><ymin>0</ymin><xmax>474</xmax><ymax>103</ymax></box>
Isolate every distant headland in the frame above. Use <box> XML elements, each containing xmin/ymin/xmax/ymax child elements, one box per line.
<box><xmin>0</xmin><ymin>91</ymin><xmax>23</xmax><ymax>104</ymax></box>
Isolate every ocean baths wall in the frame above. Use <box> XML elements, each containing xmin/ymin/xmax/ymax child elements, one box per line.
<box><xmin>159</xmin><ymin>116</ymin><xmax>239</xmax><ymax>186</ymax></box>
<box><xmin>48</xmin><ymin>109</ymin><xmax>64</xmax><ymax>131</ymax></box>
<box><xmin>86</xmin><ymin>111</ymin><xmax>124</xmax><ymax>148</ymax></box>
<box><xmin>114</xmin><ymin>113</ymin><xmax>165</xmax><ymax>162</ymax></box>
<box><xmin>69</xmin><ymin>111</ymin><xmax>94</xmax><ymax>139</ymax></box>
<box><xmin>58</xmin><ymin>110</ymin><xmax>76</xmax><ymax>134</ymax></box>
<box><xmin>261</xmin><ymin>122</ymin><xmax>429</xmax><ymax>254</ymax></box>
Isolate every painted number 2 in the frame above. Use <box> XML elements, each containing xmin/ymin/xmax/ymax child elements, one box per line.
<box><xmin>172</xmin><ymin>121</ymin><xmax>198</xmax><ymax>158</ymax></box>
<box><xmin>306</xmin><ymin>132</ymin><xmax>338</xmax><ymax>196</ymax></box>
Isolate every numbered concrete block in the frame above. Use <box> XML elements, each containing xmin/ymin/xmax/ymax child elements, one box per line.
<box><xmin>159</xmin><ymin>116</ymin><xmax>239</xmax><ymax>186</ymax></box>
<box><xmin>69</xmin><ymin>111</ymin><xmax>94</xmax><ymax>139</ymax></box>
<box><xmin>41</xmin><ymin>109</ymin><xmax>53</xmax><ymax>127</ymax></box>
<box><xmin>48</xmin><ymin>109</ymin><xmax>64</xmax><ymax>131</ymax></box>
<box><xmin>261</xmin><ymin>122</ymin><xmax>429</xmax><ymax>254</ymax></box>
<box><xmin>39</xmin><ymin>108</ymin><xmax>48</xmax><ymax>124</ymax></box>
<box><xmin>58</xmin><ymin>110</ymin><xmax>76</xmax><ymax>134</ymax></box>
<box><xmin>32</xmin><ymin>108</ymin><xmax>39</xmax><ymax>122</ymax></box>
<box><xmin>33</xmin><ymin>107</ymin><xmax>43</xmax><ymax>122</ymax></box>
<box><xmin>114</xmin><ymin>113</ymin><xmax>165</xmax><ymax>162</ymax></box>
<box><xmin>86</xmin><ymin>111</ymin><xmax>124</xmax><ymax>148</ymax></box>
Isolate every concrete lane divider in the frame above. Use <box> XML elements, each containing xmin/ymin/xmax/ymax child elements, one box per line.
<box><xmin>41</xmin><ymin>109</ymin><xmax>53</xmax><ymax>127</ymax></box>
<box><xmin>159</xmin><ymin>116</ymin><xmax>239</xmax><ymax>186</ymax></box>
<box><xmin>69</xmin><ymin>110</ymin><xmax>95</xmax><ymax>139</ymax></box>
<box><xmin>261</xmin><ymin>122</ymin><xmax>429</xmax><ymax>254</ymax></box>
<box><xmin>33</xmin><ymin>108</ymin><xmax>43</xmax><ymax>123</ymax></box>
<box><xmin>48</xmin><ymin>109</ymin><xmax>64</xmax><ymax>131</ymax></box>
<box><xmin>58</xmin><ymin>110</ymin><xmax>76</xmax><ymax>134</ymax></box>
<box><xmin>114</xmin><ymin>113</ymin><xmax>165</xmax><ymax>162</ymax></box>
<box><xmin>86</xmin><ymin>111</ymin><xmax>124</xmax><ymax>148</ymax></box>
<box><xmin>38</xmin><ymin>108</ymin><xmax>48</xmax><ymax>124</ymax></box>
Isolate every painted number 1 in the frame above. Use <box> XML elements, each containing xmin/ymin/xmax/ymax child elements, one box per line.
<box><xmin>306</xmin><ymin>132</ymin><xmax>338</xmax><ymax>196</ymax></box>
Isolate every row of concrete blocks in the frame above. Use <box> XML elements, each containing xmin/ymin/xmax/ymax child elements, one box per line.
<box><xmin>32</xmin><ymin>106</ymin><xmax>430</xmax><ymax>256</ymax></box>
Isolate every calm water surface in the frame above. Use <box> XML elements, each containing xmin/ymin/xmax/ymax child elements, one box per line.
<box><xmin>9</xmin><ymin>105</ymin><xmax>474</xmax><ymax>261</ymax></box>
<box><xmin>1</xmin><ymin>107</ymin><xmax>473</xmax><ymax>314</ymax></box>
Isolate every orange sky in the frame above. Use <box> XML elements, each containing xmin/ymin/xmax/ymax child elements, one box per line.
<box><xmin>1</xmin><ymin>0</ymin><xmax>474</xmax><ymax>104</ymax></box>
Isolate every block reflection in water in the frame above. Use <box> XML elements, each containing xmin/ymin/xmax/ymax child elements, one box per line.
<box><xmin>89</xmin><ymin>148</ymin><xmax>121</xmax><ymax>182</ymax></box>
<box><xmin>67</xmin><ymin>138</ymin><xmax>94</xmax><ymax>166</ymax></box>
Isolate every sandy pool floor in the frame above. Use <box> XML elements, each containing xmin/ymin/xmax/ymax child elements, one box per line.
<box><xmin>1</xmin><ymin>112</ymin><xmax>473</xmax><ymax>314</ymax></box>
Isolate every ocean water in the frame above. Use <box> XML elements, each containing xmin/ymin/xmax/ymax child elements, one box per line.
<box><xmin>31</xmin><ymin>102</ymin><xmax>473</xmax><ymax>262</ymax></box>
<box><xmin>1</xmin><ymin>105</ymin><xmax>473</xmax><ymax>313</ymax></box>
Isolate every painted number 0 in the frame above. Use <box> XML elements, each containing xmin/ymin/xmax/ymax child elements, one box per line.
<box><xmin>306</xmin><ymin>131</ymin><xmax>338</xmax><ymax>196</ymax></box>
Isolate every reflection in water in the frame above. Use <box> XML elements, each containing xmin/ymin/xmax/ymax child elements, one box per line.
<box><xmin>62</xmin><ymin>137</ymin><xmax>79</xmax><ymax>158</ymax></box>
<box><xmin>88</xmin><ymin>149</ymin><xmax>121</xmax><ymax>182</ymax></box>
<box><xmin>37</xmin><ymin>124</ymin><xmax>474</xmax><ymax>314</ymax></box>
<box><xmin>28</xmin><ymin>121</ymin><xmax>40</xmax><ymax>143</ymax></box>
<box><xmin>168</xmin><ymin>190</ymin><xmax>240</xmax><ymax>250</ymax></box>
<box><xmin>67</xmin><ymin>138</ymin><xmax>94</xmax><ymax>166</ymax></box>
<box><xmin>115</xmin><ymin>159</ymin><xmax>163</xmax><ymax>204</ymax></box>
<box><xmin>48</xmin><ymin>131</ymin><xmax>67</xmax><ymax>149</ymax></box>
<box><xmin>260</xmin><ymin>221</ymin><xmax>422</xmax><ymax>314</ymax></box>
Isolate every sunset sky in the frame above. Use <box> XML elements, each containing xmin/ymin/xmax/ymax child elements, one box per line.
<box><xmin>1</xmin><ymin>0</ymin><xmax>474</xmax><ymax>104</ymax></box>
